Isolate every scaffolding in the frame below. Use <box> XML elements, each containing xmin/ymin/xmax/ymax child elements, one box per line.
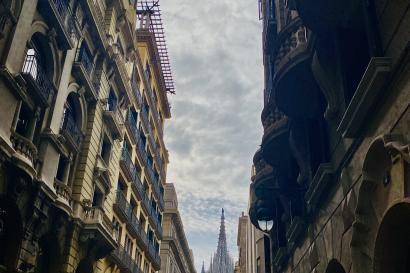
<box><xmin>137</xmin><ymin>1</ymin><xmax>175</xmax><ymax>94</ymax></box>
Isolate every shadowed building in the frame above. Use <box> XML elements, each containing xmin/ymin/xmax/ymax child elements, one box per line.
<box><xmin>159</xmin><ymin>184</ymin><xmax>196</xmax><ymax>273</ymax></box>
<box><xmin>0</xmin><ymin>1</ymin><xmax>174</xmax><ymax>273</ymax></box>
<box><xmin>250</xmin><ymin>0</ymin><xmax>410</xmax><ymax>273</ymax></box>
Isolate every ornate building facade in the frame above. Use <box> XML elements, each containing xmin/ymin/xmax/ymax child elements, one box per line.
<box><xmin>159</xmin><ymin>184</ymin><xmax>196</xmax><ymax>273</ymax></box>
<box><xmin>0</xmin><ymin>1</ymin><xmax>174</xmax><ymax>273</ymax></box>
<box><xmin>206</xmin><ymin>209</ymin><xmax>234</xmax><ymax>273</ymax></box>
<box><xmin>250</xmin><ymin>1</ymin><xmax>410</xmax><ymax>273</ymax></box>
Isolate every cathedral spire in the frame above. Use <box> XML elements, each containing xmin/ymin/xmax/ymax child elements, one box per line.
<box><xmin>204</xmin><ymin>209</ymin><xmax>233</xmax><ymax>273</ymax></box>
<box><xmin>217</xmin><ymin>208</ymin><xmax>227</xmax><ymax>254</ymax></box>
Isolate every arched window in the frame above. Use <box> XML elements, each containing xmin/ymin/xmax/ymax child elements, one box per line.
<box><xmin>21</xmin><ymin>33</ymin><xmax>55</xmax><ymax>103</ymax></box>
<box><xmin>60</xmin><ymin>93</ymin><xmax>83</xmax><ymax>147</ymax></box>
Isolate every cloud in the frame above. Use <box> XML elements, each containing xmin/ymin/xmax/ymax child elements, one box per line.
<box><xmin>161</xmin><ymin>0</ymin><xmax>263</xmax><ymax>271</ymax></box>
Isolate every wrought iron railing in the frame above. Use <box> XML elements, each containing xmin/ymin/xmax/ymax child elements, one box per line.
<box><xmin>126</xmin><ymin>208</ymin><xmax>141</xmax><ymax>235</ymax></box>
<box><xmin>149</xmin><ymin>206</ymin><xmax>162</xmax><ymax>235</ymax></box>
<box><xmin>136</xmin><ymin>135</ymin><xmax>148</xmax><ymax>165</ymax></box>
<box><xmin>126</xmin><ymin>112</ymin><xmax>140</xmax><ymax>144</ymax></box>
<box><xmin>147</xmin><ymin>241</ymin><xmax>161</xmax><ymax>266</ymax></box>
<box><xmin>21</xmin><ymin>51</ymin><xmax>55</xmax><ymax>103</ymax></box>
<box><xmin>115</xmin><ymin>190</ymin><xmax>128</xmax><ymax>216</ymax></box>
<box><xmin>52</xmin><ymin>0</ymin><xmax>78</xmax><ymax>40</ymax></box>
<box><xmin>121</xmin><ymin>148</ymin><xmax>134</xmax><ymax>178</ymax></box>
<box><xmin>140</xmin><ymin>106</ymin><xmax>149</xmax><ymax>131</ymax></box>
<box><xmin>61</xmin><ymin>114</ymin><xmax>83</xmax><ymax>145</ymax></box>
<box><xmin>112</xmin><ymin>246</ymin><xmax>134</xmax><ymax>271</ymax></box>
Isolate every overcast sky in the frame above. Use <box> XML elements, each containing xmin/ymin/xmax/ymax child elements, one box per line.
<box><xmin>160</xmin><ymin>0</ymin><xmax>263</xmax><ymax>271</ymax></box>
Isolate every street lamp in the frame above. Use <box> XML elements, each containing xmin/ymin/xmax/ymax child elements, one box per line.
<box><xmin>256</xmin><ymin>207</ymin><xmax>274</xmax><ymax>233</ymax></box>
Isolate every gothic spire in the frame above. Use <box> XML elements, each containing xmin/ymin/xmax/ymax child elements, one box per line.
<box><xmin>204</xmin><ymin>209</ymin><xmax>233</xmax><ymax>273</ymax></box>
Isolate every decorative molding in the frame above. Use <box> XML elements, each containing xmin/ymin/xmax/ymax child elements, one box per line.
<box><xmin>338</xmin><ymin>57</ymin><xmax>392</xmax><ymax>138</ymax></box>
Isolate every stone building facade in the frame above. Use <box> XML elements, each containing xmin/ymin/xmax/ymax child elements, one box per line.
<box><xmin>160</xmin><ymin>184</ymin><xmax>196</xmax><ymax>273</ymax></box>
<box><xmin>250</xmin><ymin>1</ymin><xmax>410</xmax><ymax>273</ymax></box>
<box><xmin>235</xmin><ymin>210</ymin><xmax>270</xmax><ymax>273</ymax></box>
<box><xmin>0</xmin><ymin>1</ymin><xmax>172</xmax><ymax>273</ymax></box>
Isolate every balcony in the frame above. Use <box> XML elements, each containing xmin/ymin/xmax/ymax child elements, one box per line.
<box><xmin>72</xmin><ymin>46</ymin><xmax>99</xmax><ymax>101</ymax></box>
<box><xmin>120</xmin><ymin>148</ymin><xmax>134</xmax><ymax>182</ymax></box>
<box><xmin>130</xmin><ymin>168</ymin><xmax>145</xmax><ymax>201</ymax></box>
<box><xmin>113</xmin><ymin>191</ymin><xmax>128</xmax><ymax>222</ymax></box>
<box><xmin>83</xmin><ymin>0</ymin><xmax>108</xmax><ymax>49</ymax></box>
<box><xmin>126</xmin><ymin>209</ymin><xmax>141</xmax><ymax>238</ymax></box>
<box><xmin>10</xmin><ymin>131</ymin><xmax>37</xmax><ymax>178</ymax></box>
<box><xmin>53</xmin><ymin>178</ymin><xmax>72</xmax><ymax>214</ymax></box>
<box><xmin>126</xmin><ymin>112</ymin><xmax>140</xmax><ymax>145</ymax></box>
<box><xmin>103</xmin><ymin>104</ymin><xmax>124</xmax><ymax>140</ymax></box>
<box><xmin>21</xmin><ymin>51</ymin><xmax>55</xmax><ymax>107</ymax></box>
<box><xmin>136</xmin><ymin>136</ymin><xmax>148</xmax><ymax>166</ymax></box>
<box><xmin>82</xmin><ymin>206</ymin><xmax>117</xmax><ymax>253</ymax></box>
<box><xmin>270</xmin><ymin>18</ymin><xmax>323</xmax><ymax>119</ymax></box>
<box><xmin>111</xmin><ymin>246</ymin><xmax>136</xmax><ymax>272</ymax></box>
<box><xmin>60</xmin><ymin>114</ymin><xmax>83</xmax><ymax>152</ymax></box>
<box><xmin>138</xmin><ymin>227</ymin><xmax>149</xmax><ymax>249</ymax></box>
<box><xmin>252</xmin><ymin>149</ymin><xmax>280</xmax><ymax>199</ymax></box>
<box><xmin>39</xmin><ymin>0</ymin><xmax>79</xmax><ymax>49</ymax></box>
<box><xmin>140</xmin><ymin>106</ymin><xmax>150</xmax><ymax>133</ymax></box>
<box><xmin>149</xmin><ymin>206</ymin><xmax>163</xmax><ymax>238</ymax></box>
<box><xmin>147</xmin><ymin>242</ymin><xmax>161</xmax><ymax>270</ymax></box>
<box><xmin>131</xmin><ymin>76</ymin><xmax>143</xmax><ymax>107</ymax></box>
<box><xmin>260</xmin><ymin>106</ymin><xmax>289</xmax><ymax>167</ymax></box>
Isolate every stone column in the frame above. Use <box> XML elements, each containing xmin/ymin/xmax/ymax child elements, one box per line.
<box><xmin>26</xmin><ymin>108</ymin><xmax>40</xmax><ymax>141</ymax></box>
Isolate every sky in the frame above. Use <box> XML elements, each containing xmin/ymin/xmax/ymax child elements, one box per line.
<box><xmin>160</xmin><ymin>0</ymin><xmax>264</xmax><ymax>271</ymax></box>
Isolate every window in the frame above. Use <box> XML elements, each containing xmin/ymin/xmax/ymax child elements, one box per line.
<box><xmin>100</xmin><ymin>135</ymin><xmax>112</xmax><ymax>164</ymax></box>
<box><xmin>140</xmin><ymin>214</ymin><xmax>146</xmax><ymax>229</ymax></box>
<box><xmin>92</xmin><ymin>187</ymin><xmax>104</xmax><ymax>207</ymax></box>
<box><xmin>15</xmin><ymin>105</ymin><xmax>31</xmax><ymax>137</ymax></box>
<box><xmin>112</xmin><ymin>218</ymin><xmax>121</xmax><ymax>243</ymax></box>
<box><xmin>56</xmin><ymin>155</ymin><xmax>68</xmax><ymax>182</ymax></box>
<box><xmin>106</xmin><ymin>90</ymin><xmax>117</xmax><ymax>112</ymax></box>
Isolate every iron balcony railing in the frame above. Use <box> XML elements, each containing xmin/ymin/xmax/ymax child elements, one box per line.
<box><xmin>146</xmin><ymin>84</ymin><xmax>163</xmax><ymax>137</ymax></box>
<box><xmin>141</xmin><ymin>192</ymin><xmax>151</xmax><ymax>215</ymax></box>
<box><xmin>112</xmin><ymin>246</ymin><xmax>134</xmax><ymax>271</ymax></box>
<box><xmin>61</xmin><ymin>114</ymin><xmax>83</xmax><ymax>147</ymax></box>
<box><xmin>115</xmin><ymin>190</ymin><xmax>128</xmax><ymax>217</ymax></box>
<box><xmin>126</xmin><ymin>112</ymin><xmax>140</xmax><ymax>144</ymax></box>
<box><xmin>140</xmin><ymin>106</ymin><xmax>149</xmax><ymax>132</ymax></box>
<box><xmin>120</xmin><ymin>148</ymin><xmax>134</xmax><ymax>180</ymax></box>
<box><xmin>147</xmin><ymin>242</ymin><xmax>161</xmax><ymax>266</ymax></box>
<box><xmin>139</xmin><ymin>226</ymin><xmax>149</xmax><ymax>248</ymax></box>
<box><xmin>21</xmin><ymin>51</ymin><xmax>55</xmax><ymax>103</ymax></box>
<box><xmin>52</xmin><ymin>0</ymin><xmax>78</xmax><ymax>41</ymax></box>
<box><xmin>75</xmin><ymin>45</ymin><xmax>94</xmax><ymax>77</ymax></box>
<box><xmin>149</xmin><ymin>206</ymin><xmax>163</xmax><ymax>236</ymax></box>
<box><xmin>136</xmin><ymin>136</ymin><xmax>148</xmax><ymax>165</ymax></box>
<box><xmin>126</xmin><ymin>208</ymin><xmax>141</xmax><ymax>236</ymax></box>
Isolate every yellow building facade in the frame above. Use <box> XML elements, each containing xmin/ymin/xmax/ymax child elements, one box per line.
<box><xmin>0</xmin><ymin>1</ymin><xmax>172</xmax><ymax>273</ymax></box>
